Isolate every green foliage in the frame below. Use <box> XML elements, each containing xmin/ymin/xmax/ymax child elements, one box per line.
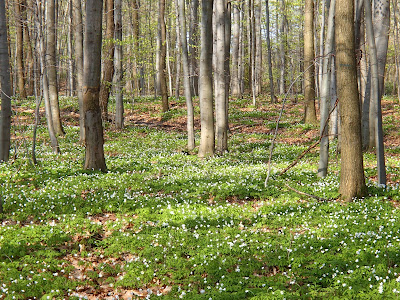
<box><xmin>0</xmin><ymin>96</ymin><xmax>399</xmax><ymax>299</ymax></box>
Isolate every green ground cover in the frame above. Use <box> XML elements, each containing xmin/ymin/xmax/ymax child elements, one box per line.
<box><xmin>0</xmin><ymin>95</ymin><xmax>399</xmax><ymax>299</ymax></box>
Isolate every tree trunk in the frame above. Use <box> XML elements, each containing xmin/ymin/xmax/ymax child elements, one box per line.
<box><xmin>335</xmin><ymin>0</ymin><xmax>366</xmax><ymax>200</ymax></box>
<box><xmin>254</xmin><ymin>0</ymin><xmax>262</xmax><ymax>95</ymax></box>
<box><xmin>132</xmin><ymin>0</ymin><xmax>141</xmax><ymax>96</ymax></box>
<box><xmin>68</xmin><ymin>0</ymin><xmax>74</xmax><ymax>97</ymax></box>
<box><xmin>231</xmin><ymin>3</ymin><xmax>241</xmax><ymax>97</ymax></box>
<box><xmin>114</xmin><ymin>0</ymin><xmax>123</xmax><ymax>129</ymax></box>
<box><xmin>215</xmin><ymin>0</ymin><xmax>228</xmax><ymax>153</ymax></box>
<box><xmin>189</xmin><ymin>0</ymin><xmax>199</xmax><ymax>96</ymax></box>
<box><xmin>83</xmin><ymin>0</ymin><xmax>107</xmax><ymax>172</ymax></box>
<box><xmin>99</xmin><ymin>0</ymin><xmax>114</xmax><ymax>121</ymax></box>
<box><xmin>0</xmin><ymin>0</ymin><xmax>12</xmax><ymax>163</ymax></box>
<box><xmin>35</xmin><ymin>0</ymin><xmax>60</xmax><ymax>155</ymax></box>
<box><xmin>175</xmin><ymin>3</ymin><xmax>181</xmax><ymax>100</ymax></box>
<box><xmin>304</xmin><ymin>0</ymin><xmax>317</xmax><ymax>124</ymax></box>
<box><xmin>159</xmin><ymin>0</ymin><xmax>169</xmax><ymax>112</ymax></box>
<box><xmin>73</xmin><ymin>0</ymin><xmax>85</xmax><ymax>142</ymax></box>
<box><xmin>22</xmin><ymin>0</ymin><xmax>34</xmax><ymax>97</ymax></box>
<box><xmin>46</xmin><ymin>0</ymin><xmax>64</xmax><ymax>135</ymax></box>
<box><xmin>265</xmin><ymin>0</ymin><xmax>275</xmax><ymax>102</ymax></box>
<box><xmin>198</xmin><ymin>0</ymin><xmax>215</xmax><ymax>157</ymax></box>
<box><xmin>279</xmin><ymin>0</ymin><xmax>287</xmax><ymax>94</ymax></box>
<box><xmin>14</xmin><ymin>0</ymin><xmax>26</xmax><ymax>99</ymax></box>
<box><xmin>318</xmin><ymin>0</ymin><xmax>335</xmax><ymax>178</ymax></box>
<box><xmin>364</xmin><ymin>0</ymin><xmax>386</xmax><ymax>185</ymax></box>
<box><xmin>177</xmin><ymin>0</ymin><xmax>195</xmax><ymax>150</ymax></box>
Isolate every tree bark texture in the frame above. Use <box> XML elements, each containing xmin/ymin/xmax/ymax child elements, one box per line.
<box><xmin>83</xmin><ymin>0</ymin><xmax>107</xmax><ymax>172</ymax></box>
<box><xmin>304</xmin><ymin>0</ymin><xmax>317</xmax><ymax>124</ymax></box>
<box><xmin>114</xmin><ymin>0</ymin><xmax>123</xmax><ymax>129</ymax></box>
<box><xmin>198</xmin><ymin>0</ymin><xmax>215</xmax><ymax>157</ymax></box>
<box><xmin>335</xmin><ymin>0</ymin><xmax>366</xmax><ymax>200</ymax></box>
<box><xmin>215</xmin><ymin>0</ymin><xmax>228</xmax><ymax>153</ymax></box>
<box><xmin>231</xmin><ymin>3</ymin><xmax>241</xmax><ymax>97</ymax></box>
<box><xmin>14</xmin><ymin>0</ymin><xmax>26</xmax><ymax>99</ymax></box>
<box><xmin>189</xmin><ymin>0</ymin><xmax>199</xmax><ymax>96</ymax></box>
<box><xmin>0</xmin><ymin>0</ymin><xmax>12</xmax><ymax>163</ymax></box>
<box><xmin>159</xmin><ymin>0</ymin><xmax>169</xmax><ymax>112</ymax></box>
<box><xmin>99</xmin><ymin>0</ymin><xmax>115</xmax><ymax>121</ymax></box>
<box><xmin>254</xmin><ymin>0</ymin><xmax>262</xmax><ymax>95</ymax></box>
<box><xmin>178</xmin><ymin>0</ymin><xmax>195</xmax><ymax>150</ymax></box>
<box><xmin>265</xmin><ymin>0</ymin><xmax>275</xmax><ymax>102</ymax></box>
<box><xmin>46</xmin><ymin>0</ymin><xmax>64</xmax><ymax>135</ymax></box>
<box><xmin>73</xmin><ymin>0</ymin><xmax>85</xmax><ymax>142</ymax></box>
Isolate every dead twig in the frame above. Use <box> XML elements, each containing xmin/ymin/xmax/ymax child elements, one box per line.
<box><xmin>284</xmin><ymin>183</ymin><xmax>332</xmax><ymax>202</ymax></box>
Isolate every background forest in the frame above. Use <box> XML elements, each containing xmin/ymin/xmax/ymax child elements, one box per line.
<box><xmin>0</xmin><ymin>0</ymin><xmax>400</xmax><ymax>299</ymax></box>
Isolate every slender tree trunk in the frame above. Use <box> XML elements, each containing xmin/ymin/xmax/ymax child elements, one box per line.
<box><xmin>22</xmin><ymin>0</ymin><xmax>34</xmax><ymax>97</ymax></box>
<box><xmin>15</xmin><ymin>0</ymin><xmax>26</xmax><ymax>99</ymax></box>
<box><xmin>35</xmin><ymin>0</ymin><xmax>60</xmax><ymax>154</ymax></box>
<box><xmin>189</xmin><ymin>0</ymin><xmax>199</xmax><ymax>96</ymax></box>
<box><xmin>114</xmin><ymin>0</ymin><xmax>123</xmax><ymax>129</ymax></box>
<box><xmin>364</xmin><ymin>0</ymin><xmax>386</xmax><ymax>185</ymax></box>
<box><xmin>73</xmin><ymin>0</ymin><xmax>85</xmax><ymax>142</ymax></box>
<box><xmin>83</xmin><ymin>0</ymin><xmax>106</xmax><ymax>172</ymax></box>
<box><xmin>198</xmin><ymin>0</ymin><xmax>215</xmax><ymax>157</ymax></box>
<box><xmin>318</xmin><ymin>0</ymin><xmax>335</xmax><ymax>178</ymax></box>
<box><xmin>132</xmin><ymin>0</ymin><xmax>141</xmax><ymax>96</ymax></box>
<box><xmin>336</xmin><ymin>0</ymin><xmax>366</xmax><ymax>200</ymax></box>
<box><xmin>178</xmin><ymin>0</ymin><xmax>195</xmax><ymax>150</ymax></box>
<box><xmin>175</xmin><ymin>3</ymin><xmax>181</xmax><ymax>100</ymax></box>
<box><xmin>318</xmin><ymin>0</ymin><xmax>326</xmax><ymax>98</ymax></box>
<box><xmin>279</xmin><ymin>0</ymin><xmax>287</xmax><ymax>94</ymax></box>
<box><xmin>304</xmin><ymin>0</ymin><xmax>317</xmax><ymax>124</ymax></box>
<box><xmin>215</xmin><ymin>0</ymin><xmax>228</xmax><ymax>153</ymax></box>
<box><xmin>225</xmin><ymin>0</ymin><xmax>231</xmax><ymax>120</ymax></box>
<box><xmin>68</xmin><ymin>0</ymin><xmax>74</xmax><ymax>97</ymax></box>
<box><xmin>0</xmin><ymin>0</ymin><xmax>12</xmax><ymax>163</ymax></box>
<box><xmin>265</xmin><ymin>0</ymin><xmax>275</xmax><ymax>102</ymax></box>
<box><xmin>254</xmin><ymin>0</ymin><xmax>262</xmax><ymax>95</ymax></box>
<box><xmin>231</xmin><ymin>3</ymin><xmax>240</xmax><ymax>97</ymax></box>
<box><xmin>99</xmin><ymin>0</ymin><xmax>115</xmax><ymax>121</ymax></box>
<box><xmin>46</xmin><ymin>0</ymin><xmax>64</xmax><ymax>135</ymax></box>
<box><xmin>159</xmin><ymin>0</ymin><xmax>169</xmax><ymax>112</ymax></box>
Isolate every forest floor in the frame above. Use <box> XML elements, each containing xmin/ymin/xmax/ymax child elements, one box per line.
<box><xmin>1</xmin><ymin>94</ymin><xmax>400</xmax><ymax>299</ymax></box>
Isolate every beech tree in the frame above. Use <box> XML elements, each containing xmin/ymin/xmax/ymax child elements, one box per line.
<box><xmin>14</xmin><ymin>0</ymin><xmax>26</xmax><ymax>99</ymax></box>
<box><xmin>99</xmin><ymin>0</ymin><xmax>115</xmax><ymax>121</ymax></box>
<box><xmin>0</xmin><ymin>0</ymin><xmax>12</xmax><ymax>163</ymax></box>
<box><xmin>114</xmin><ymin>0</ymin><xmax>123</xmax><ymax>129</ymax></box>
<box><xmin>159</xmin><ymin>0</ymin><xmax>169</xmax><ymax>112</ymax></box>
<box><xmin>83</xmin><ymin>0</ymin><xmax>106</xmax><ymax>171</ymax></box>
<box><xmin>336</xmin><ymin>0</ymin><xmax>366</xmax><ymax>200</ymax></box>
<box><xmin>198</xmin><ymin>0</ymin><xmax>214</xmax><ymax>158</ymax></box>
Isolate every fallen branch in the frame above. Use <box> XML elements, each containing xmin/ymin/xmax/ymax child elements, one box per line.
<box><xmin>284</xmin><ymin>183</ymin><xmax>332</xmax><ymax>202</ymax></box>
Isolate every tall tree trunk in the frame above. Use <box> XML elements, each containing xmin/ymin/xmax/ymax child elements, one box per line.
<box><xmin>83</xmin><ymin>0</ymin><xmax>107</xmax><ymax>172</ymax></box>
<box><xmin>265</xmin><ymin>0</ymin><xmax>275</xmax><ymax>102</ymax></box>
<box><xmin>279</xmin><ymin>0</ymin><xmax>287</xmax><ymax>94</ymax></box>
<box><xmin>189</xmin><ymin>0</ymin><xmax>199</xmax><ymax>96</ymax></box>
<box><xmin>254</xmin><ymin>0</ymin><xmax>262</xmax><ymax>95</ymax></box>
<box><xmin>73</xmin><ymin>0</ymin><xmax>85</xmax><ymax>142</ymax></box>
<box><xmin>336</xmin><ymin>0</ymin><xmax>366</xmax><ymax>200</ymax></box>
<box><xmin>22</xmin><ymin>0</ymin><xmax>34</xmax><ymax>97</ymax></box>
<box><xmin>178</xmin><ymin>0</ymin><xmax>195</xmax><ymax>150</ymax></box>
<box><xmin>175</xmin><ymin>3</ymin><xmax>181</xmax><ymax>100</ymax></box>
<box><xmin>215</xmin><ymin>0</ymin><xmax>228</xmax><ymax>153</ymax></box>
<box><xmin>318</xmin><ymin>0</ymin><xmax>335</xmax><ymax>178</ymax></box>
<box><xmin>231</xmin><ymin>3</ymin><xmax>241</xmax><ymax>97</ymax></box>
<box><xmin>304</xmin><ymin>0</ymin><xmax>317</xmax><ymax>124</ymax></box>
<box><xmin>114</xmin><ymin>0</ymin><xmax>123</xmax><ymax>129</ymax></box>
<box><xmin>198</xmin><ymin>0</ymin><xmax>215</xmax><ymax>157</ymax></box>
<box><xmin>132</xmin><ymin>0</ymin><xmax>141</xmax><ymax>96</ymax></box>
<box><xmin>159</xmin><ymin>0</ymin><xmax>169</xmax><ymax>112</ymax></box>
<box><xmin>35</xmin><ymin>0</ymin><xmax>60</xmax><ymax>155</ymax></box>
<box><xmin>15</xmin><ymin>0</ymin><xmax>26</xmax><ymax>99</ymax></box>
<box><xmin>364</xmin><ymin>0</ymin><xmax>386</xmax><ymax>185</ymax></box>
<box><xmin>68</xmin><ymin>0</ymin><xmax>74</xmax><ymax>97</ymax></box>
<box><xmin>0</xmin><ymin>0</ymin><xmax>12</xmax><ymax>163</ymax></box>
<box><xmin>225</xmin><ymin>0</ymin><xmax>231</xmax><ymax>119</ymax></box>
<box><xmin>99</xmin><ymin>0</ymin><xmax>115</xmax><ymax>121</ymax></box>
<box><xmin>46</xmin><ymin>0</ymin><xmax>64</xmax><ymax>135</ymax></box>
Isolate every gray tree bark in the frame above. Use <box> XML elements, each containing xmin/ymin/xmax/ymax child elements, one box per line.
<box><xmin>189</xmin><ymin>0</ymin><xmax>199</xmax><ymax>96</ymax></box>
<box><xmin>178</xmin><ymin>0</ymin><xmax>195</xmax><ymax>150</ymax></box>
<box><xmin>198</xmin><ymin>0</ymin><xmax>215</xmax><ymax>157</ymax></box>
<box><xmin>0</xmin><ymin>0</ymin><xmax>12</xmax><ymax>164</ymax></box>
<box><xmin>336</xmin><ymin>0</ymin><xmax>366</xmax><ymax>200</ymax></box>
<box><xmin>159</xmin><ymin>0</ymin><xmax>169</xmax><ymax>112</ymax></box>
<box><xmin>46</xmin><ymin>0</ymin><xmax>64</xmax><ymax>135</ymax></box>
<box><xmin>215</xmin><ymin>0</ymin><xmax>228</xmax><ymax>153</ymax></box>
<box><xmin>14</xmin><ymin>0</ymin><xmax>26</xmax><ymax>99</ymax></box>
<box><xmin>231</xmin><ymin>3</ymin><xmax>241</xmax><ymax>97</ymax></box>
<box><xmin>83</xmin><ymin>0</ymin><xmax>107</xmax><ymax>171</ymax></box>
<box><xmin>265</xmin><ymin>0</ymin><xmax>275</xmax><ymax>102</ymax></box>
<box><xmin>114</xmin><ymin>0</ymin><xmax>123</xmax><ymax>129</ymax></box>
<box><xmin>364</xmin><ymin>0</ymin><xmax>386</xmax><ymax>185</ymax></box>
<box><xmin>73</xmin><ymin>0</ymin><xmax>85</xmax><ymax>142</ymax></box>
